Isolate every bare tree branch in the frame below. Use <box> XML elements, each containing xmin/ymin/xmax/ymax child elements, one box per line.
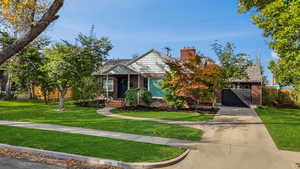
<box><xmin>0</xmin><ymin>0</ymin><xmax>64</xmax><ymax>65</ymax></box>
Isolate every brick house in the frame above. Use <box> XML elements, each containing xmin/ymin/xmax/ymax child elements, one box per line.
<box><xmin>93</xmin><ymin>47</ymin><xmax>263</xmax><ymax>107</ymax></box>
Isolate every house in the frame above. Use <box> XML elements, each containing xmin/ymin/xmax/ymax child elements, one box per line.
<box><xmin>93</xmin><ymin>49</ymin><xmax>170</xmax><ymax>107</ymax></box>
<box><xmin>32</xmin><ymin>86</ymin><xmax>73</xmax><ymax>101</ymax></box>
<box><xmin>93</xmin><ymin>47</ymin><xmax>263</xmax><ymax>107</ymax></box>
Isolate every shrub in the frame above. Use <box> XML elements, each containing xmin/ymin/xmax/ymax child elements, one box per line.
<box><xmin>263</xmin><ymin>86</ymin><xmax>297</xmax><ymax>107</ymax></box>
<box><xmin>125</xmin><ymin>88</ymin><xmax>152</xmax><ymax>106</ymax></box>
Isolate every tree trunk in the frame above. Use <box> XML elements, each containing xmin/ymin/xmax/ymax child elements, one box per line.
<box><xmin>5</xmin><ymin>72</ymin><xmax>13</xmax><ymax>98</ymax></box>
<box><xmin>27</xmin><ymin>83</ymin><xmax>34</xmax><ymax>99</ymax></box>
<box><xmin>43</xmin><ymin>92</ymin><xmax>48</xmax><ymax>105</ymax></box>
<box><xmin>58</xmin><ymin>88</ymin><xmax>67</xmax><ymax>110</ymax></box>
<box><xmin>0</xmin><ymin>0</ymin><xmax>64</xmax><ymax>65</ymax></box>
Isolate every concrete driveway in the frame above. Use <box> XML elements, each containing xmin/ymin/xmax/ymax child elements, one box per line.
<box><xmin>162</xmin><ymin>107</ymin><xmax>297</xmax><ymax>169</ymax></box>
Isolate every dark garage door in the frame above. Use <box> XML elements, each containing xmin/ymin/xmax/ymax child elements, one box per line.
<box><xmin>222</xmin><ymin>89</ymin><xmax>251</xmax><ymax>107</ymax></box>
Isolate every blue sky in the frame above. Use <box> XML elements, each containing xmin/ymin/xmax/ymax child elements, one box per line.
<box><xmin>45</xmin><ymin>0</ymin><xmax>275</xmax><ymax>83</ymax></box>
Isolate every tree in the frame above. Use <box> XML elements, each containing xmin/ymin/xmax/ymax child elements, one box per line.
<box><xmin>212</xmin><ymin>42</ymin><xmax>253</xmax><ymax>87</ymax></box>
<box><xmin>161</xmin><ymin>53</ymin><xmax>223</xmax><ymax>107</ymax></box>
<box><xmin>72</xmin><ymin>29</ymin><xmax>112</xmax><ymax>100</ymax></box>
<box><xmin>0</xmin><ymin>0</ymin><xmax>64</xmax><ymax>65</ymax></box>
<box><xmin>269</xmin><ymin>60</ymin><xmax>293</xmax><ymax>88</ymax></box>
<box><xmin>44</xmin><ymin>43</ymin><xmax>79</xmax><ymax>109</ymax></box>
<box><xmin>12</xmin><ymin>37</ymin><xmax>50</xmax><ymax>99</ymax></box>
<box><xmin>160</xmin><ymin>72</ymin><xmax>185</xmax><ymax>109</ymax></box>
<box><xmin>238</xmin><ymin>0</ymin><xmax>300</xmax><ymax>86</ymax></box>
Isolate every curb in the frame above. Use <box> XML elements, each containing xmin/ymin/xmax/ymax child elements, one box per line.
<box><xmin>0</xmin><ymin>143</ymin><xmax>190</xmax><ymax>169</ymax></box>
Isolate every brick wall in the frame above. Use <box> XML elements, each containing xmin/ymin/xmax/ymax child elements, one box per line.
<box><xmin>251</xmin><ymin>83</ymin><xmax>262</xmax><ymax>105</ymax></box>
<box><xmin>180</xmin><ymin>47</ymin><xmax>196</xmax><ymax>61</ymax></box>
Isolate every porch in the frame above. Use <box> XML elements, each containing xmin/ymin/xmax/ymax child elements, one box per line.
<box><xmin>99</xmin><ymin>64</ymin><xmax>165</xmax><ymax>107</ymax></box>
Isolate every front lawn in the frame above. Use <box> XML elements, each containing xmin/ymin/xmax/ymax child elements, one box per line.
<box><xmin>111</xmin><ymin>109</ymin><xmax>215</xmax><ymax>122</ymax></box>
<box><xmin>0</xmin><ymin>125</ymin><xmax>185</xmax><ymax>162</ymax></box>
<box><xmin>256</xmin><ymin>106</ymin><xmax>300</xmax><ymax>152</ymax></box>
<box><xmin>0</xmin><ymin>100</ymin><xmax>201</xmax><ymax>141</ymax></box>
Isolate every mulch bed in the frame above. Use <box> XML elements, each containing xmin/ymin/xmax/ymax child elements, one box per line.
<box><xmin>119</xmin><ymin>105</ymin><xmax>218</xmax><ymax>114</ymax></box>
<box><xmin>74</xmin><ymin>100</ymin><xmax>105</xmax><ymax>108</ymax></box>
<box><xmin>0</xmin><ymin>148</ymin><xmax>121</xmax><ymax>169</ymax></box>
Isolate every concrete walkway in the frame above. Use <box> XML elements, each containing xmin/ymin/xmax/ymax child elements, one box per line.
<box><xmin>161</xmin><ymin>107</ymin><xmax>297</xmax><ymax>169</ymax></box>
<box><xmin>98</xmin><ymin>107</ymin><xmax>265</xmax><ymax>127</ymax></box>
<box><xmin>0</xmin><ymin>121</ymin><xmax>197</xmax><ymax>148</ymax></box>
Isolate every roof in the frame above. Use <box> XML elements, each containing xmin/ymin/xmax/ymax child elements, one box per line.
<box><xmin>229</xmin><ymin>64</ymin><xmax>263</xmax><ymax>83</ymax></box>
<box><xmin>95</xmin><ymin>59</ymin><xmax>131</xmax><ymax>75</ymax></box>
<box><xmin>102</xmin><ymin>64</ymin><xmax>138</xmax><ymax>75</ymax></box>
<box><xmin>93</xmin><ymin>49</ymin><xmax>172</xmax><ymax>75</ymax></box>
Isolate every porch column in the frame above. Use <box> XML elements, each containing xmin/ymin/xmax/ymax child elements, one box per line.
<box><xmin>138</xmin><ymin>74</ymin><xmax>141</xmax><ymax>88</ymax></box>
<box><xmin>106</xmin><ymin>74</ymin><xmax>109</xmax><ymax>98</ymax></box>
<box><xmin>128</xmin><ymin>74</ymin><xmax>131</xmax><ymax>89</ymax></box>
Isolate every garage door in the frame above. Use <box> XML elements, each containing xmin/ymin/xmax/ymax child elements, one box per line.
<box><xmin>222</xmin><ymin>89</ymin><xmax>251</xmax><ymax>107</ymax></box>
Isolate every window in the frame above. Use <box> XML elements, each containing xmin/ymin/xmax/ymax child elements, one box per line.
<box><xmin>104</xmin><ymin>78</ymin><xmax>114</xmax><ymax>92</ymax></box>
<box><xmin>149</xmin><ymin>77</ymin><xmax>164</xmax><ymax>98</ymax></box>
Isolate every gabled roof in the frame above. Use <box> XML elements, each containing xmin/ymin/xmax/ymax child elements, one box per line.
<box><xmin>102</xmin><ymin>64</ymin><xmax>138</xmax><ymax>75</ymax></box>
<box><xmin>126</xmin><ymin>49</ymin><xmax>172</xmax><ymax>66</ymax></box>
<box><xmin>229</xmin><ymin>64</ymin><xmax>263</xmax><ymax>83</ymax></box>
<box><xmin>93</xmin><ymin>59</ymin><xmax>131</xmax><ymax>75</ymax></box>
<box><xmin>93</xmin><ymin>49</ymin><xmax>171</xmax><ymax>75</ymax></box>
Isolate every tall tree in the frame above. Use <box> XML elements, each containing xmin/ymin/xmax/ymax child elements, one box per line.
<box><xmin>238</xmin><ymin>0</ymin><xmax>300</xmax><ymax>86</ymax></box>
<box><xmin>44</xmin><ymin>43</ymin><xmax>79</xmax><ymax>109</ymax></box>
<box><xmin>212</xmin><ymin>42</ymin><xmax>253</xmax><ymax>86</ymax></box>
<box><xmin>12</xmin><ymin>37</ymin><xmax>50</xmax><ymax>99</ymax></box>
<box><xmin>72</xmin><ymin>29</ymin><xmax>112</xmax><ymax>100</ymax></box>
<box><xmin>0</xmin><ymin>0</ymin><xmax>64</xmax><ymax>65</ymax></box>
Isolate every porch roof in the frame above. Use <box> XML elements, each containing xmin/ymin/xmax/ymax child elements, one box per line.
<box><xmin>100</xmin><ymin>64</ymin><xmax>138</xmax><ymax>75</ymax></box>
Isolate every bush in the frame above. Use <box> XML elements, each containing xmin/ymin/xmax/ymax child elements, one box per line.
<box><xmin>0</xmin><ymin>93</ymin><xmax>5</xmax><ymax>100</ymax></box>
<box><xmin>74</xmin><ymin>99</ymin><xmax>105</xmax><ymax>108</ymax></box>
<box><xmin>263</xmin><ymin>86</ymin><xmax>297</xmax><ymax>107</ymax></box>
<box><xmin>125</xmin><ymin>88</ymin><xmax>152</xmax><ymax>106</ymax></box>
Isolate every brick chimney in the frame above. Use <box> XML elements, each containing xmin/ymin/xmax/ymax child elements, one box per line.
<box><xmin>180</xmin><ymin>47</ymin><xmax>196</xmax><ymax>61</ymax></box>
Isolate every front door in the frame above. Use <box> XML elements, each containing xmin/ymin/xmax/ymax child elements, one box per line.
<box><xmin>117</xmin><ymin>77</ymin><xmax>128</xmax><ymax>98</ymax></box>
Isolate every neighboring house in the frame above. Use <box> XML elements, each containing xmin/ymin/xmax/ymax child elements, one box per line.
<box><xmin>94</xmin><ymin>47</ymin><xmax>263</xmax><ymax>107</ymax></box>
<box><xmin>33</xmin><ymin>86</ymin><xmax>73</xmax><ymax>101</ymax></box>
<box><xmin>0</xmin><ymin>68</ymin><xmax>73</xmax><ymax>100</ymax></box>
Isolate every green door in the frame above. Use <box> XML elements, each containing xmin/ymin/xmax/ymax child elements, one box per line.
<box><xmin>149</xmin><ymin>77</ymin><xmax>164</xmax><ymax>98</ymax></box>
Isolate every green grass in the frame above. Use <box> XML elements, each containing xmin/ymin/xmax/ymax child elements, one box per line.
<box><xmin>0</xmin><ymin>125</ymin><xmax>185</xmax><ymax>162</ymax></box>
<box><xmin>111</xmin><ymin>109</ymin><xmax>215</xmax><ymax>122</ymax></box>
<box><xmin>256</xmin><ymin>106</ymin><xmax>300</xmax><ymax>152</ymax></box>
<box><xmin>0</xmin><ymin>100</ymin><xmax>202</xmax><ymax>141</ymax></box>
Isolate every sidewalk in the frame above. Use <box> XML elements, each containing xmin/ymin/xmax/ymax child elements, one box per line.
<box><xmin>0</xmin><ymin>120</ymin><xmax>198</xmax><ymax>148</ymax></box>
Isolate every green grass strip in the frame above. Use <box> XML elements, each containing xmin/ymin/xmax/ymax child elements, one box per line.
<box><xmin>256</xmin><ymin>106</ymin><xmax>300</xmax><ymax>152</ymax></box>
<box><xmin>0</xmin><ymin>100</ymin><xmax>202</xmax><ymax>141</ymax></box>
<box><xmin>0</xmin><ymin>125</ymin><xmax>185</xmax><ymax>162</ymax></box>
